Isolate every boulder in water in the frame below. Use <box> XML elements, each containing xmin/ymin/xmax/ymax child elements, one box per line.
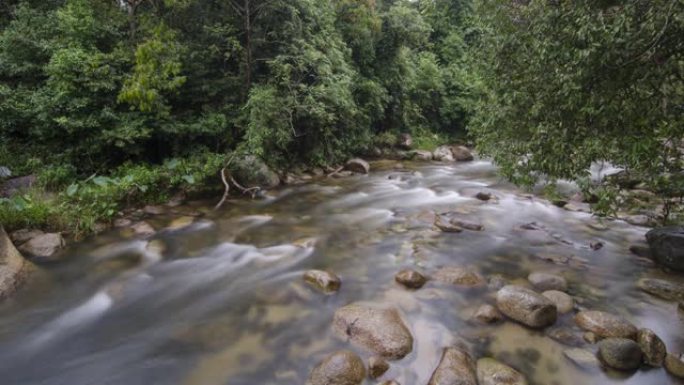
<box><xmin>304</xmin><ymin>270</ymin><xmax>341</xmax><ymax>294</ymax></box>
<box><xmin>395</xmin><ymin>269</ymin><xmax>427</xmax><ymax>289</ymax></box>
<box><xmin>528</xmin><ymin>272</ymin><xmax>567</xmax><ymax>291</ymax></box>
<box><xmin>18</xmin><ymin>233</ymin><xmax>65</xmax><ymax>261</ymax></box>
<box><xmin>333</xmin><ymin>303</ymin><xmax>413</xmax><ymax>360</ymax></box>
<box><xmin>428</xmin><ymin>347</ymin><xmax>477</xmax><ymax>385</ymax></box>
<box><xmin>476</xmin><ymin>358</ymin><xmax>528</xmax><ymax>385</ymax></box>
<box><xmin>597</xmin><ymin>338</ymin><xmax>643</xmax><ymax>371</ymax></box>
<box><xmin>451</xmin><ymin>146</ymin><xmax>474</xmax><ymax>162</ymax></box>
<box><xmin>345</xmin><ymin>158</ymin><xmax>370</xmax><ymax>174</ymax></box>
<box><xmin>665</xmin><ymin>354</ymin><xmax>684</xmax><ymax>379</ymax></box>
<box><xmin>637</xmin><ymin>278</ymin><xmax>684</xmax><ymax>301</ymax></box>
<box><xmin>0</xmin><ymin>226</ymin><xmax>34</xmax><ymax>300</ymax></box>
<box><xmin>434</xmin><ymin>267</ymin><xmax>486</xmax><ymax>288</ymax></box>
<box><xmin>638</xmin><ymin>328</ymin><xmax>666</xmax><ymax>367</ymax></box>
<box><xmin>645</xmin><ymin>226</ymin><xmax>684</xmax><ymax>271</ymax></box>
<box><xmin>496</xmin><ymin>285</ymin><xmax>557</xmax><ymax>328</ymax></box>
<box><xmin>574</xmin><ymin>310</ymin><xmax>637</xmax><ymax>340</ymax></box>
<box><xmin>433</xmin><ymin>146</ymin><xmax>454</xmax><ymax>162</ymax></box>
<box><xmin>542</xmin><ymin>290</ymin><xmax>574</xmax><ymax>314</ymax></box>
<box><xmin>306</xmin><ymin>350</ymin><xmax>366</xmax><ymax>385</ymax></box>
<box><xmin>232</xmin><ymin>155</ymin><xmax>281</xmax><ymax>188</ymax></box>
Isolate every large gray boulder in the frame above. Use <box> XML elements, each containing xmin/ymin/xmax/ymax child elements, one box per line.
<box><xmin>428</xmin><ymin>347</ymin><xmax>477</xmax><ymax>385</ymax></box>
<box><xmin>18</xmin><ymin>233</ymin><xmax>65</xmax><ymax>261</ymax></box>
<box><xmin>232</xmin><ymin>155</ymin><xmax>280</xmax><ymax>189</ymax></box>
<box><xmin>646</xmin><ymin>226</ymin><xmax>684</xmax><ymax>271</ymax></box>
<box><xmin>0</xmin><ymin>226</ymin><xmax>34</xmax><ymax>299</ymax></box>
<box><xmin>333</xmin><ymin>303</ymin><xmax>413</xmax><ymax>360</ymax></box>
<box><xmin>496</xmin><ymin>285</ymin><xmax>557</xmax><ymax>328</ymax></box>
<box><xmin>306</xmin><ymin>350</ymin><xmax>366</xmax><ymax>385</ymax></box>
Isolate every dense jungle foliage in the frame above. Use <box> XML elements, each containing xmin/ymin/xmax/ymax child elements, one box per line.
<box><xmin>0</xmin><ymin>0</ymin><xmax>682</xmax><ymax>232</ymax></box>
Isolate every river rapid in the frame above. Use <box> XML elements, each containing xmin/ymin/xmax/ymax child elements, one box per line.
<box><xmin>0</xmin><ymin>159</ymin><xmax>682</xmax><ymax>385</ymax></box>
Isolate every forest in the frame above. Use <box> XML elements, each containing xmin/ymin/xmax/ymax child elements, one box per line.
<box><xmin>0</xmin><ymin>0</ymin><xmax>682</xmax><ymax>232</ymax></box>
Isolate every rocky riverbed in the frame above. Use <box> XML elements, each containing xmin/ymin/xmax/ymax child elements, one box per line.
<box><xmin>0</xmin><ymin>159</ymin><xmax>683</xmax><ymax>385</ymax></box>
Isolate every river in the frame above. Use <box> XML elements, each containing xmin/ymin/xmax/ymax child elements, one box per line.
<box><xmin>0</xmin><ymin>160</ymin><xmax>682</xmax><ymax>384</ymax></box>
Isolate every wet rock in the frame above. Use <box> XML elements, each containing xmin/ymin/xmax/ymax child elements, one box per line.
<box><xmin>563</xmin><ymin>348</ymin><xmax>601</xmax><ymax>370</ymax></box>
<box><xmin>528</xmin><ymin>272</ymin><xmax>567</xmax><ymax>292</ymax></box>
<box><xmin>473</xmin><ymin>304</ymin><xmax>503</xmax><ymax>324</ymax></box>
<box><xmin>488</xmin><ymin>274</ymin><xmax>508</xmax><ymax>290</ymax></box>
<box><xmin>646</xmin><ymin>226</ymin><xmax>684</xmax><ymax>271</ymax></box>
<box><xmin>542</xmin><ymin>290</ymin><xmax>574</xmax><ymax>314</ymax></box>
<box><xmin>450</xmin><ymin>219</ymin><xmax>484</xmax><ymax>231</ymax></box>
<box><xmin>395</xmin><ymin>269</ymin><xmax>427</xmax><ymax>289</ymax></box>
<box><xmin>143</xmin><ymin>205</ymin><xmax>166</xmax><ymax>215</ymax></box>
<box><xmin>113</xmin><ymin>218</ymin><xmax>132</xmax><ymax>228</ymax></box>
<box><xmin>333</xmin><ymin>303</ymin><xmax>413</xmax><ymax>359</ymax></box>
<box><xmin>546</xmin><ymin>327</ymin><xmax>585</xmax><ymax>347</ymax></box>
<box><xmin>18</xmin><ymin>233</ymin><xmax>64</xmax><ymax>260</ymax></box>
<box><xmin>665</xmin><ymin>354</ymin><xmax>684</xmax><ymax>379</ymax></box>
<box><xmin>410</xmin><ymin>150</ymin><xmax>433</xmax><ymax>161</ymax></box>
<box><xmin>428</xmin><ymin>347</ymin><xmax>477</xmax><ymax>385</ymax></box>
<box><xmin>0</xmin><ymin>227</ymin><xmax>34</xmax><ymax>300</ymax></box>
<box><xmin>629</xmin><ymin>245</ymin><xmax>653</xmax><ymax>259</ymax></box>
<box><xmin>575</xmin><ymin>311</ymin><xmax>637</xmax><ymax>340</ymax></box>
<box><xmin>597</xmin><ymin>338</ymin><xmax>643</xmax><ymax>371</ymax></box>
<box><xmin>368</xmin><ymin>356</ymin><xmax>389</xmax><ymax>379</ymax></box>
<box><xmin>130</xmin><ymin>221</ymin><xmax>155</xmax><ymax>237</ymax></box>
<box><xmin>496</xmin><ymin>285</ymin><xmax>557</xmax><ymax>328</ymax></box>
<box><xmin>637</xmin><ymin>328</ymin><xmax>666</xmax><ymax>367</ymax></box>
<box><xmin>451</xmin><ymin>146</ymin><xmax>474</xmax><ymax>162</ymax></box>
<box><xmin>10</xmin><ymin>229</ymin><xmax>44</xmax><ymax>245</ymax></box>
<box><xmin>475</xmin><ymin>192</ymin><xmax>493</xmax><ymax>201</ymax></box>
<box><xmin>345</xmin><ymin>158</ymin><xmax>370</xmax><ymax>174</ymax></box>
<box><xmin>637</xmin><ymin>278</ymin><xmax>684</xmax><ymax>301</ymax></box>
<box><xmin>434</xmin><ymin>216</ymin><xmax>462</xmax><ymax>233</ymax></box>
<box><xmin>304</xmin><ymin>270</ymin><xmax>341</xmax><ymax>294</ymax></box>
<box><xmin>306</xmin><ymin>350</ymin><xmax>366</xmax><ymax>385</ymax></box>
<box><xmin>434</xmin><ymin>267</ymin><xmax>486</xmax><ymax>288</ymax></box>
<box><xmin>433</xmin><ymin>146</ymin><xmax>455</xmax><ymax>162</ymax></box>
<box><xmin>476</xmin><ymin>358</ymin><xmax>527</xmax><ymax>385</ymax></box>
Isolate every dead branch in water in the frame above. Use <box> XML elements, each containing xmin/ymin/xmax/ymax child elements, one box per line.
<box><xmin>214</xmin><ymin>167</ymin><xmax>231</xmax><ymax>210</ymax></box>
<box><xmin>229</xmin><ymin>175</ymin><xmax>260</xmax><ymax>198</ymax></box>
<box><xmin>327</xmin><ymin>166</ymin><xmax>344</xmax><ymax>178</ymax></box>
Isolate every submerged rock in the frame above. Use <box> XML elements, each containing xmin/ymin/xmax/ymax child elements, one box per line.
<box><xmin>597</xmin><ymin>338</ymin><xmax>643</xmax><ymax>371</ymax></box>
<box><xmin>542</xmin><ymin>290</ymin><xmax>574</xmax><ymax>314</ymax></box>
<box><xmin>476</xmin><ymin>358</ymin><xmax>528</xmax><ymax>385</ymax></box>
<box><xmin>395</xmin><ymin>269</ymin><xmax>427</xmax><ymax>289</ymax></box>
<box><xmin>475</xmin><ymin>192</ymin><xmax>493</xmax><ymax>201</ymax></box>
<box><xmin>333</xmin><ymin>303</ymin><xmax>413</xmax><ymax>360</ymax></box>
<box><xmin>434</xmin><ymin>267</ymin><xmax>486</xmax><ymax>288</ymax></box>
<box><xmin>637</xmin><ymin>278</ymin><xmax>684</xmax><ymax>301</ymax></box>
<box><xmin>345</xmin><ymin>158</ymin><xmax>370</xmax><ymax>174</ymax></box>
<box><xmin>434</xmin><ymin>216</ymin><xmax>463</xmax><ymax>233</ymax></box>
<box><xmin>130</xmin><ymin>221</ymin><xmax>156</xmax><ymax>237</ymax></box>
<box><xmin>428</xmin><ymin>347</ymin><xmax>477</xmax><ymax>385</ymax></box>
<box><xmin>646</xmin><ymin>226</ymin><xmax>684</xmax><ymax>271</ymax></box>
<box><xmin>18</xmin><ymin>233</ymin><xmax>64</xmax><ymax>260</ymax></box>
<box><xmin>574</xmin><ymin>311</ymin><xmax>637</xmax><ymax>340</ymax></box>
<box><xmin>304</xmin><ymin>270</ymin><xmax>341</xmax><ymax>294</ymax></box>
<box><xmin>0</xmin><ymin>227</ymin><xmax>34</xmax><ymax>300</ymax></box>
<box><xmin>637</xmin><ymin>328</ymin><xmax>666</xmax><ymax>367</ymax></box>
<box><xmin>528</xmin><ymin>272</ymin><xmax>567</xmax><ymax>292</ymax></box>
<box><xmin>368</xmin><ymin>356</ymin><xmax>390</xmax><ymax>379</ymax></box>
<box><xmin>563</xmin><ymin>348</ymin><xmax>601</xmax><ymax>370</ymax></box>
<box><xmin>450</xmin><ymin>219</ymin><xmax>484</xmax><ymax>231</ymax></box>
<box><xmin>306</xmin><ymin>350</ymin><xmax>366</xmax><ymax>385</ymax></box>
<box><xmin>473</xmin><ymin>304</ymin><xmax>503</xmax><ymax>324</ymax></box>
<box><xmin>496</xmin><ymin>285</ymin><xmax>557</xmax><ymax>328</ymax></box>
<box><xmin>665</xmin><ymin>354</ymin><xmax>684</xmax><ymax>379</ymax></box>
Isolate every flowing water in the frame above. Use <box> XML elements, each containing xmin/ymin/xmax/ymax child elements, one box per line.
<box><xmin>0</xmin><ymin>160</ymin><xmax>683</xmax><ymax>385</ymax></box>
